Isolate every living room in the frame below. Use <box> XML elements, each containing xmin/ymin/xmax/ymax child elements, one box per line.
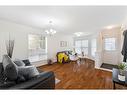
<box><xmin>0</xmin><ymin>5</ymin><xmax>127</xmax><ymax>90</ymax></box>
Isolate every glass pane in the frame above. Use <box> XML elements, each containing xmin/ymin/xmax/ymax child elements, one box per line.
<box><xmin>91</xmin><ymin>48</ymin><xmax>96</xmax><ymax>57</ymax></box>
<box><xmin>82</xmin><ymin>40</ymin><xmax>88</xmax><ymax>47</ymax></box>
<box><xmin>104</xmin><ymin>38</ymin><xmax>116</xmax><ymax>50</ymax></box>
<box><xmin>75</xmin><ymin>48</ymin><xmax>81</xmax><ymax>54</ymax></box>
<box><xmin>40</xmin><ymin>36</ymin><xmax>46</xmax><ymax>49</ymax></box>
<box><xmin>28</xmin><ymin>34</ymin><xmax>46</xmax><ymax>57</ymax></box>
<box><xmin>28</xmin><ymin>35</ymin><xmax>46</xmax><ymax>50</ymax></box>
<box><xmin>75</xmin><ymin>40</ymin><xmax>81</xmax><ymax>47</ymax></box>
<box><xmin>82</xmin><ymin>48</ymin><xmax>88</xmax><ymax>55</ymax></box>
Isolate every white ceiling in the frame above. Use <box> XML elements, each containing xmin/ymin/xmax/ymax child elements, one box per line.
<box><xmin>0</xmin><ymin>6</ymin><xmax>127</xmax><ymax>35</ymax></box>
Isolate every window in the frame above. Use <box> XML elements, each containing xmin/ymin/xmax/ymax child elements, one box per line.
<box><xmin>75</xmin><ymin>40</ymin><xmax>88</xmax><ymax>55</ymax></box>
<box><xmin>104</xmin><ymin>38</ymin><xmax>116</xmax><ymax>51</ymax></box>
<box><xmin>91</xmin><ymin>39</ymin><xmax>96</xmax><ymax>57</ymax></box>
<box><xmin>28</xmin><ymin>34</ymin><xmax>47</xmax><ymax>62</ymax></box>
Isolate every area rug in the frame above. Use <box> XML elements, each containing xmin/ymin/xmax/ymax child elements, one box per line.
<box><xmin>55</xmin><ymin>78</ymin><xmax>61</xmax><ymax>84</ymax></box>
<box><xmin>101</xmin><ymin>63</ymin><xmax>118</xmax><ymax>70</ymax></box>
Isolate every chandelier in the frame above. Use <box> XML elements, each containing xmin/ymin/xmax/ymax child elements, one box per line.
<box><xmin>45</xmin><ymin>20</ymin><xmax>56</xmax><ymax>35</ymax></box>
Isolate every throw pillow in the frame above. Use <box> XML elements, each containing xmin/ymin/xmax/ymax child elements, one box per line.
<box><xmin>14</xmin><ymin>59</ymin><xmax>25</xmax><ymax>67</ymax></box>
<box><xmin>16</xmin><ymin>75</ymin><xmax>26</xmax><ymax>83</ymax></box>
<box><xmin>18</xmin><ymin>65</ymin><xmax>39</xmax><ymax>80</ymax></box>
<box><xmin>2</xmin><ymin>55</ymin><xmax>11</xmax><ymax>70</ymax></box>
<box><xmin>58</xmin><ymin>53</ymin><xmax>65</xmax><ymax>63</ymax></box>
<box><xmin>5</xmin><ymin>63</ymin><xmax>18</xmax><ymax>81</ymax></box>
<box><xmin>2</xmin><ymin>55</ymin><xmax>18</xmax><ymax>81</ymax></box>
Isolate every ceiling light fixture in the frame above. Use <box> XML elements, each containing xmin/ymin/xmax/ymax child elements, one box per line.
<box><xmin>45</xmin><ymin>20</ymin><xmax>56</xmax><ymax>36</ymax></box>
<box><xmin>106</xmin><ymin>26</ymin><xmax>114</xmax><ymax>29</ymax></box>
<box><xmin>105</xmin><ymin>25</ymin><xmax>118</xmax><ymax>29</ymax></box>
<box><xmin>74</xmin><ymin>32</ymin><xmax>83</xmax><ymax>37</ymax></box>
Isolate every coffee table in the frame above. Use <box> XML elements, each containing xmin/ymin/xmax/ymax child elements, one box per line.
<box><xmin>78</xmin><ymin>55</ymin><xmax>87</xmax><ymax>64</ymax></box>
<box><xmin>70</xmin><ymin>56</ymin><xmax>80</xmax><ymax>72</ymax></box>
<box><xmin>112</xmin><ymin>68</ymin><xmax>127</xmax><ymax>89</ymax></box>
<box><xmin>70</xmin><ymin>56</ymin><xmax>80</xmax><ymax>63</ymax></box>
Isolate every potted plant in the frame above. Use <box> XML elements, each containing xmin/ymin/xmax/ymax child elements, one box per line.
<box><xmin>118</xmin><ymin>63</ymin><xmax>127</xmax><ymax>81</ymax></box>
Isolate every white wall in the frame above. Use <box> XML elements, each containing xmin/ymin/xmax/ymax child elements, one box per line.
<box><xmin>0</xmin><ymin>20</ymin><xmax>73</xmax><ymax>64</ymax></box>
<box><xmin>0</xmin><ymin>20</ymin><xmax>43</xmax><ymax>62</ymax></box>
<box><xmin>47</xmin><ymin>34</ymin><xmax>73</xmax><ymax>59</ymax></box>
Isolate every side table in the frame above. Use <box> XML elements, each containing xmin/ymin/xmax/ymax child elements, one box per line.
<box><xmin>112</xmin><ymin>68</ymin><xmax>127</xmax><ymax>89</ymax></box>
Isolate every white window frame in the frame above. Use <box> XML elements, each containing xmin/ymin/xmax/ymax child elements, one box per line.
<box><xmin>28</xmin><ymin>34</ymin><xmax>47</xmax><ymax>62</ymax></box>
<box><xmin>74</xmin><ymin>40</ymin><xmax>88</xmax><ymax>55</ymax></box>
<box><xmin>91</xmin><ymin>39</ymin><xmax>97</xmax><ymax>57</ymax></box>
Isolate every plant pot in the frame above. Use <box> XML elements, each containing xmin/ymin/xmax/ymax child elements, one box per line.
<box><xmin>118</xmin><ymin>74</ymin><xmax>125</xmax><ymax>81</ymax></box>
<box><xmin>118</xmin><ymin>69</ymin><xmax>125</xmax><ymax>81</ymax></box>
<box><xmin>47</xmin><ymin>59</ymin><xmax>52</xmax><ymax>65</ymax></box>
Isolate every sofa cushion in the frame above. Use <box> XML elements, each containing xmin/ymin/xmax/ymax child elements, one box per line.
<box><xmin>22</xmin><ymin>59</ymin><xmax>31</xmax><ymax>66</ymax></box>
<box><xmin>5</xmin><ymin>64</ymin><xmax>18</xmax><ymax>81</ymax></box>
<box><xmin>16</xmin><ymin>75</ymin><xmax>26</xmax><ymax>83</ymax></box>
<box><xmin>2</xmin><ymin>55</ymin><xmax>18</xmax><ymax>81</ymax></box>
<box><xmin>8</xmin><ymin>71</ymin><xmax>55</xmax><ymax>89</ymax></box>
<box><xmin>14</xmin><ymin>59</ymin><xmax>25</xmax><ymax>67</ymax></box>
<box><xmin>2</xmin><ymin>55</ymin><xmax>11</xmax><ymax>70</ymax></box>
<box><xmin>18</xmin><ymin>65</ymin><xmax>39</xmax><ymax>80</ymax></box>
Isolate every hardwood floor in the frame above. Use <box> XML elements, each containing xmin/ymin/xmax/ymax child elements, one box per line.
<box><xmin>39</xmin><ymin>59</ymin><xmax>125</xmax><ymax>89</ymax></box>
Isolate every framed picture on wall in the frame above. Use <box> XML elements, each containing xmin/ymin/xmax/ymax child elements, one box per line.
<box><xmin>60</xmin><ymin>41</ymin><xmax>67</xmax><ymax>47</ymax></box>
<box><xmin>60</xmin><ymin>41</ymin><xmax>64</xmax><ymax>47</ymax></box>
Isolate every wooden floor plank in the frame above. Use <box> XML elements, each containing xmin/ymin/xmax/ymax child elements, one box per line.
<box><xmin>39</xmin><ymin>59</ymin><xmax>125</xmax><ymax>89</ymax></box>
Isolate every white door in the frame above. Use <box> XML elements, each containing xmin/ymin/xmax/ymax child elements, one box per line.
<box><xmin>102</xmin><ymin>37</ymin><xmax>119</xmax><ymax>65</ymax></box>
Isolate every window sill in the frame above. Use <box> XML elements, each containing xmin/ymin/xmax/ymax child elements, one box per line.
<box><xmin>29</xmin><ymin>55</ymin><xmax>47</xmax><ymax>63</ymax></box>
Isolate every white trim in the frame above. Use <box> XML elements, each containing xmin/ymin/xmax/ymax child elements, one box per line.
<box><xmin>31</xmin><ymin>60</ymin><xmax>47</xmax><ymax>67</ymax></box>
<box><xmin>95</xmin><ymin>67</ymin><xmax>113</xmax><ymax>72</ymax></box>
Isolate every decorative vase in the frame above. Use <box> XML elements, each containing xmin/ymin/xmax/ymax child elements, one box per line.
<box><xmin>47</xmin><ymin>59</ymin><xmax>52</xmax><ymax>65</ymax></box>
<box><xmin>82</xmin><ymin>51</ymin><xmax>84</xmax><ymax>56</ymax></box>
<box><xmin>118</xmin><ymin>69</ymin><xmax>125</xmax><ymax>81</ymax></box>
<box><xmin>6</xmin><ymin>40</ymin><xmax>15</xmax><ymax>58</ymax></box>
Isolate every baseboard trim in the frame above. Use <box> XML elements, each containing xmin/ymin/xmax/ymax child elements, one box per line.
<box><xmin>31</xmin><ymin>60</ymin><xmax>48</xmax><ymax>67</ymax></box>
<box><xmin>95</xmin><ymin>67</ymin><xmax>112</xmax><ymax>72</ymax></box>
